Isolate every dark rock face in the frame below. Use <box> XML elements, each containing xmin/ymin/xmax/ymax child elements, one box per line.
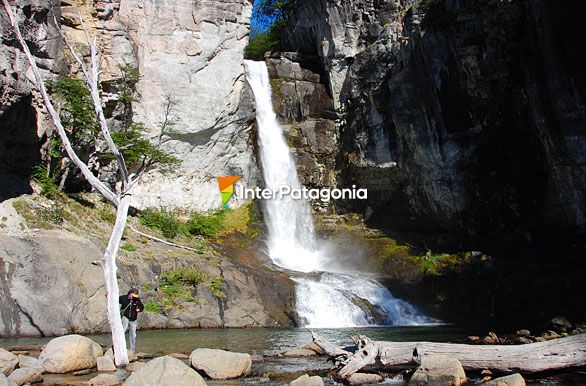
<box><xmin>266</xmin><ymin>53</ymin><xmax>337</xmax><ymax>197</ymax></box>
<box><xmin>281</xmin><ymin>0</ymin><xmax>586</xmax><ymax>251</ymax></box>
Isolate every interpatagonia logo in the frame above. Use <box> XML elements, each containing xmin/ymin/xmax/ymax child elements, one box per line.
<box><xmin>217</xmin><ymin>176</ymin><xmax>241</xmax><ymax>208</ymax></box>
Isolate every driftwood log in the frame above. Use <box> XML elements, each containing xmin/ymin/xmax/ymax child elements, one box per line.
<box><xmin>310</xmin><ymin>331</ymin><xmax>586</xmax><ymax>378</ymax></box>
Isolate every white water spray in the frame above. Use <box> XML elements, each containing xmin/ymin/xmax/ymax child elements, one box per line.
<box><xmin>244</xmin><ymin>60</ymin><xmax>435</xmax><ymax>327</ymax></box>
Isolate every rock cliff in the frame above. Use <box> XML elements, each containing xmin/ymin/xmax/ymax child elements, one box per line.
<box><xmin>1</xmin><ymin>0</ymin><xmax>258</xmax><ymax>211</ymax></box>
<box><xmin>281</xmin><ymin>0</ymin><xmax>586</xmax><ymax>251</ymax></box>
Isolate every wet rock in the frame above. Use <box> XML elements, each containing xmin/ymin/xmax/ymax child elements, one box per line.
<box><xmin>347</xmin><ymin>372</ymin><xmax>384</xmax><ymax>384</ymax></box>
<box><xmin>516</xmin><ymin>330</ymin><xmax>531</xmax><ymax>337</ymax></box>
<box><xmin>125</xmin><ymin>362</ymin><xmax>146</xmax><ymax>372</ymax></box>
<box><xmin>7</xmin><ymin>368</ymin><xmax>43</xmax><ymax>385</ymax></box>
<box><xmin>408</xmin><ymin>355</ymin><xmax>466</xmax><ymax>386</ymax></box>
<box><xmin>541</xmin><ymin>330</ymin><xmax>561</xmax><ymax>340</ymax></box>
<box><xmin>482</xmin><ymin>373</ymin><xmax>526</xmax><ymax>386</ymax></box>
<box><xmin>283</xmin><ymin>348</ymin><xmax>318</xmax><ymax>357</ymax></box>
<box><xmin>73</xmin><ymin>369</ymin><xmax>92</xmax><ymax>376</ymax></box>
<box><xmin>0</xmin><ymin>372</ymin><xmax>17</xmax><ymax>386</ymax></box>
<box><xmin>0</xmin><ymin>349</ymin><xmax>18</xmax><ymax>376</ymax></box>
<box><xmin>302</xmin><ymin>342</ymin><xmax>326</xmax><ymax>355</ymax></box>
<box><xmin>483</xmin><ymin>332</ymin><xmax>500</xmax><ymax>344</ymax></box>
<box><xmin>39</xmin><ymin>335</ymin><xmax>103</xmax><ymax>374</ymax></box>
<box><xmin>123</xmin><ymin>356</ymin><xmax>206</xmax><ymax>386</ymax></box>
<box><xmin>135</xmin><ymin>353</ymin><xmax>153</xmax><ymax>360</ymax></box>
<box><xmin>466</xmin><ymin>336</ymin><xmax>481</xmax><ymax>343</ymax></box>
<box><xmin>86</xmin><ymin>373</ymin><xmax>120</xmax><ymax>386</ymax></box>
<box><xmin>17</xmin><ymin>355</ymin><xmax>40</xmax><ymax>369</ymax></box>
<box><xmin>550</xmin><ymin>316</ymin><xmax>572</xmax><ymax>331</ymax></box>
<box><xmin>169</xmin><ymin>353</ymin><xmax>189</xmax><ymax>359</ymax></box>
<box><xmin>96</xmin><ymin>356</ymin><xmax>117</xmax><ymax>372</ymax></box>
<box><xmin>516</xmin><ymin>337</ymin><xmax>533</xmax><ymax>344</ymax></box>
<box><xmin>189</xmin><ymin>348</ymin><xmax>251</xmax><ymax>380</ymax></box>
<box><xmin>289</xmin><ymin>374</ymin><xmax>324</xmax><ymax>386</ymax></box>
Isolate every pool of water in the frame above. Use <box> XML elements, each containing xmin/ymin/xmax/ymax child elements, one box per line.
<box><xmin>0</xmin><ymin>325</ymin><xmax>471</xmax><ymax>356</ymax></box>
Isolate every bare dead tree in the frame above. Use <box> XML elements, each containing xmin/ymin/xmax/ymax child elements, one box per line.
<box><xmin>1</xmin><ymin>1</ymin><xmax>154</xmax><ymax>366</ymax></box>
<box><xmin>310</xmin><ymin>331</ymin><xmax>586</xmax><ymax>378</ymax></box>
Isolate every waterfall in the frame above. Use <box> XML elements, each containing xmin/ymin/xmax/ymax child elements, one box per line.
<box><xmin>244</xmin><ymin>60</ymin><xmax>435</xmax><ymax>328</ymax></box>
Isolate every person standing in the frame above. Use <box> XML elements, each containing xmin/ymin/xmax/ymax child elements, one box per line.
<box><xmin>119</xmin><ymin>287</ymin><xmax>144</xmax><ymax>353</ymax></box>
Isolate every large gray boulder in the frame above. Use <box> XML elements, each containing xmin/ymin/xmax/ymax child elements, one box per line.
<box><xmin>123</xmin><ymin>356</ymin><xmax>206</xmax><ymax>386</ymax></box>
<box><xmin>0</xmin><ymin>349</ymin><xmax>17</xmax><ymax>376</ymax></box>
<box><xmin>408</xmin><ymin>355</ymin><xmax>466</xmax><ymax>386</ymax></box>
<box><xmin>289</xmin><ymin>374</ymin><xmax>324</xmax><ymax>386</ymax></box>
<box><xmin>189</xmin><ymin>348</ymin><xmax>251</xmax><ymax>380</ymax></box>
<box><xmin>483</xmin><ymin>373</ymin><xmax>526</xmax><ymax>386</ymax></box>
<box><xmin>39</xmin><ymin>335</ymin><xmax>103</xmax><ymax>374</ymax></box>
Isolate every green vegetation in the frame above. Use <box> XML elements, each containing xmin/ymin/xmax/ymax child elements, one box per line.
<box><xmin>144</xmin><ymin>268</ymin><xmax>226</xmax><ymax>314</ymax></box>
<box><xmin>140</xmin><ymin>208</ymin><xmax>182</xmax><ymax>239</ymax></box>
<box><xmin>185</xmin><ymin>210</ymin><xmax>226</xmax><ymax>238</ymax></box>
<box><xmin>46</xmin><ymin>76</ymin><xmax>99</xmax><ymax>148</ymax></box>
<box><xmin>245</xmin><ymin>0</ymin><xmax>296</xmax><ymax>60</ymax></box>
<box><xmin>139</xmin><ymin>203</ymin><xmax>257</xmax><ymax>240</ymax></box>
<box><xmin>44</xmin><ymin>65</ymin><xmax>178</xmax><ymax>196</ymax></box>
<box><xmin>245</xmin><ymin>27</ymin><xmax>280</xmax><ymax>60</ymax></box>
<box><xmin>31</xmin><ymin>165</ymin><xmax>60</xmax><ymax>197</ymax></box>
<box><xmin>420</xmin><ymin>0</ymin><xmax>456</xmax><ymax>29</ymax></box>
<box><xmin>121</xmin><ymin>243</ymin><xmax>137</xmax><ymax>252</ymax></box>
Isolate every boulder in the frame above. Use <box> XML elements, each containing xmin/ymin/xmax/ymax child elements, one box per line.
<box><xmin>541</xmin><ymin>330</ymin><xmax>561</xmax><ymax>340</ymax></box>
<box><xmin>283</xmin><ymin>348</ymin><xmax>318</xmax><ymax>357</ymax></box>
<box><xmin>7</xmin><ymin>368</ymin><xmax>43</xmax><ymax>385</ymax></box>
<box><xmin>86</xmin><ymin>373</ymin><xmax>120</xmax><ymax>386</ymax></box>
<box><xmin>347</xmin><ymin>373</ymin><xmax>384</xmax><ymax>385</ymax></box>
<box><xmin>289</xmin><ymin>374</ymin><xmax>324</xmax><ymax>386</ymax></box>
<box><xmin>302</xmin><ymin>342</ymin><xmax>326</xmax><ymax>355</ymax></box>
<box><xmin>189</xmin><ymin>348</ymin><xmax>251</xmax><ymax>380</ymax></box>
<box><xmin>0</xmin><ymin>349</ymin><xmax>18</xmax><ymax>376</ymax></box>
<box><xmin>483</xmin><ymin>373</ymin><xmax>526</xmax><ymax>386</ymax></box>
<box><xmin>97</xmin><ymin>356</ymin><xmax>117</xmax><ymax>372</ymax></box>
<box><xmin>550</xmin><ymin>316</ymin><xmax>572</xmax><ymax>331</ymax></box>
<box><xmin>38</xmin><ymin>335</ymin><xmax>103</xmax><ymax>373</ymax></box>
<box><xmin>125</xmin><ymin>361</ymin><xmax>146</xmax><ymax>372</ymax></box>
<box><xmin>17</xmin><ymin>355</ymin><xmax>40</xmax><ymax>369</ymax></box>
<box><xmin>123</xmin><ymin>356</ymin><xmax>206</xmax><ymax>386</ymax></box>
<box><xmin>408</xmin><ymin>355</ymin><xmax>466</xmax><ymax>386</ymax></box>
<box><xmin>0</xmin><ymin>372</ymin><xmax>17</xmax><ymax>386</ymax></box>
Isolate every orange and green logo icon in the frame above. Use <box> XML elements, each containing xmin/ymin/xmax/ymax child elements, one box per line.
<box><xmin>217</xmin><ymin>176</ymin><xmax>241</xmax><ymax>208</ymax></box>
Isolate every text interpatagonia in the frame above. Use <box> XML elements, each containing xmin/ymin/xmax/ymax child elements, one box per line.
<box><xmin>236</xmin><ymin>185</ymin><xmax>367</xmax><ymax>202</ymax></box>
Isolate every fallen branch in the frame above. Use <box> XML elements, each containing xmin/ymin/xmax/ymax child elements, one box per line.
<box><xmin>129</xmin><ymin>225</ymin><xmax>203</xmax><ymax>254</ymax></box>
<box><xmin>311</xmin><ymin>332</ymin><xmax>586</xmax><ymax>378</ymax></box>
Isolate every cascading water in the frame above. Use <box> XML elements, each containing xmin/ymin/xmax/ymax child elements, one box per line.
<box><xmin>244</xmin><ymin>60</ymin><xmax>435</xmax><ymax>328</ymax></box>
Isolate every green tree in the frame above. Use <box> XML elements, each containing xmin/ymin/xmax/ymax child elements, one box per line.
<box><xmin>245</xmin><ymin>0</ymin><xmax>296</xmax><ymax>59</ymax></box>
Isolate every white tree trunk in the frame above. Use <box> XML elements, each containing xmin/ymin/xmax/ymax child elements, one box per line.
<box><xmin>103</xmin><ymin>193</ymin><xmax>132</xmax><ymax>366</ymax></box>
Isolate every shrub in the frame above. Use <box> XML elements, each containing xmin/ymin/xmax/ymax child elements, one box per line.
<box><xmin>420</xmin><ymin>0</ymin><xmax>456</xmax><ymax>29</ymax></box>
<box><xmin>121</xmin><ymin>243</ymin><xmax>137</xmax><ymax>252</ymax></box>
<box><xmin>161</xmin><ymin>268</ymin><xmax>207</xmax><ymax>287</ymax></box>
<box><xmin>31</xmin><ymin>165</ymin><xmax>60</xmax><ymax>197</ymax></box>
<box><xmin>184</xmin><ymin>210</ymin><xmax>226</xmax><ymax>238</ymax></box>
<box><xmin>140</xmin><ymin>208</ymin><xmax>182</xmax><ymax>239</ymax></box>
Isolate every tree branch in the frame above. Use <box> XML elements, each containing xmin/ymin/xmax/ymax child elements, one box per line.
<box><xmin>76</xmin><ymin>11</ymin><xmax>131</xmax><ymax>190</ymax></box>
<box><xmin>3</xmin><ymin>1</ymin><xmax>118</xmax><ymax>205</ymax></box>
<box><xmin>129</xmin><ymin>225</ymin><xmax>204</xmax><ymax>254</ymax></box>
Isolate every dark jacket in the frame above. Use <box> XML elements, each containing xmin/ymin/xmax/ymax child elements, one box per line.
<box><xmin>119</xmin><ymin>294</ymin><xmax>144</xmax><ymax>321</ymax></box>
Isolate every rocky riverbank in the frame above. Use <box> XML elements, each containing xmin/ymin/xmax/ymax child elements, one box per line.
<box><xmin>1</xmin><ymin>330</ymin><xmax>585</xmax><ymax>385</ymax></box>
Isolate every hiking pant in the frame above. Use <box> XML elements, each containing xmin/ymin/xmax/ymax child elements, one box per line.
<box><xmin>121</xmin><ymin>316</ymin><xmax>137</xmax><ymax>352</ymax></box>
